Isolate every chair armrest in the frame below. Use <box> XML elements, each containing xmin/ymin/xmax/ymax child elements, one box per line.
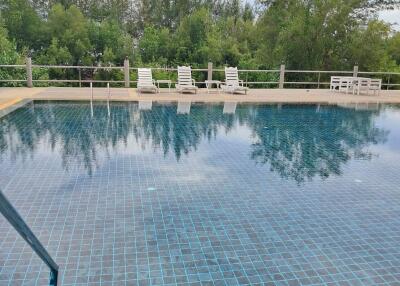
<box><xmin>192</xmin><ymin>79</ymin><xmax>196</xmax><ymax>86</ymax></box>
<box><xmin>239</xmin><ymin>80</ymin><xmax>244</xmax><ymax>87</ymax></box>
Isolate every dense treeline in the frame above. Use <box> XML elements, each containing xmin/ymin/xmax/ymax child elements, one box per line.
<box><xmin>0</xmin><ymin>0</ymin><xmax>399</xmax><ymax>86</ymax></box>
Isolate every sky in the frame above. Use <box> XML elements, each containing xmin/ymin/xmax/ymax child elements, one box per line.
<box><xmin>379</xmin><ymin>10</ymin><xmax>400</xmax><ymax>30</ymax></box>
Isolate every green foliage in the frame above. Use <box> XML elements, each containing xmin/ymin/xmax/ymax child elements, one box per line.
<box><xmin>349</xmin><ymin>20</ymin><xmax>393</xmax><ymax>71</ymax></box>
<box><xmin>37</xmin><ymin>38</ymin><xmax>73</xmax><ymax>65</ymax></box>
<box><xmin>47</xmin><ymin>4</ymin><xmax>92</xmax><ymax>64</ymax></box>
<box><xmin>139</xmin><ymin>26</ymin><xmax>171</xmax><ymax>64</ymax></box>
<box><xmin>1</xmin><ymin>0</ymin><xmax>47</xmax><ymax>50</ymax></box>
<box><xmin>89</xmin><ymin>19</ymin><xmax>133</xmax><ymax>63</ymax></box>
<box><xmin>0</xmin><ymin>22</ymin><xmax>19</xmax><ymax>63</ymax></box>
<box><xmin>387</xmin><ymin>30</ymin><xmax>400</xmax><ymax>66</ymax></box>
<box><xmin>0</xmin><ymin>22</ymin><xmax>26</xmax><ymax>86</ymax></box>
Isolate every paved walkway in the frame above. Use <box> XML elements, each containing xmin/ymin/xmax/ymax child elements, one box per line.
<box><xmin>1</xmin><ymin>87</ymin><xmax>400</xmax><ymax>112</ymax></box>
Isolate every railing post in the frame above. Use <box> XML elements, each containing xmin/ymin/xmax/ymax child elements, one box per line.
<box><xmin>208</xmin><ymin>62</ymin><xmax>213</xmax><ymax>81</ymax></box>
<box><xmin>124</xmin><ymin>57</ymin><xmax>130</xmax><ymax>88</ymax></box>
<box><xmin>26</xmin><ymin>57</ymin><xmax>33</xmax><ymax>88</ymax></box>
<box><xmin>279</xmin><ymin>64</ymin><xmax>285</xmax><ymax>89</ymax></box>
<box><xmin>353</xmin><ymin>65</ymin><xmax>359</xmax><ymax>78</ymax></box>
<box><xmin>78</xmin><ymin>68</ymin><xmax>82</xmax><ymax>88</ymax></box>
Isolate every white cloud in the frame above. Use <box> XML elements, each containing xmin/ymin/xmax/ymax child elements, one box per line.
<box><xmin>378</xmin><ymin>10</ymin><xmax>400</xmax><ymax>31</ymax></box>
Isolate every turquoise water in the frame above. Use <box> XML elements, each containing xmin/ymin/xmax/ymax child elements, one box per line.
<box><xmin>0</xmin><ymin>101</ymin><xmax>399</xmax><ymax>285</ymax></box>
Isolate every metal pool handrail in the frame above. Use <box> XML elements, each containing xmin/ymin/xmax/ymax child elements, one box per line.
<box><xmin>0</xmin><ymin>190</ymin><xmax>59</xmax><ymax>286</ymax></box>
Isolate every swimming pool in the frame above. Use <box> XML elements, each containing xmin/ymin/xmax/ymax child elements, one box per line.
<box><xmin>0</xmin><ymin>101</ymin><xmax>399</xmax><ymax>285</ymax></box>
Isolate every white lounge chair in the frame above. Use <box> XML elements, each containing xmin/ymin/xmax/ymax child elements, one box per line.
<box><xmin>369</xmin><ymin>79</ymin><xmax>382</xmax><ymax>96</ymax></box>
<box><xmin>176</xmin><ymin>66</ymin><xmax>198</xmax><ymax>93</ymax></box>
<box><xmin>330</xmin><ymin>76</ymin><xmax>341</xmax><ymax>92</ymax></box>
<box><xmin>137</xmin><ymin>68</ymin><xmax>158</xmax><ymax>93</ymax></box>
<box><xmin>221</xmin><ymin>67</ymin><xmax>249</xmax><ymax>94</ymax></box>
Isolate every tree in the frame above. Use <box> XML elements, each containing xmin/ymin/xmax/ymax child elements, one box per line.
<box><xmin>1</xmin><ymin>0</ymin><xmax>47</xmax><ymax>50</ymax></box>
<box><xmin>89</xmin><ymin>19</ymin><xmax>133</xmax><ymax>64</ymax></box>
<box><xmin>254</xmin><ymin>0</ymin><xmax>397</xmax><ymax>70</ymax></box>
<box><xmin>139</xmin><ymin>26</ymin><xmax>171</xmax><ymax>64</ymax></box>
<box><xmin>0</xmin><ymin>0</ymin><xmax>399</xmax><ymax>86</ymax></box>
<box><xmin>0</xmin><ymin>21</ymin><xmax>26</xmax><ymax>86</ymax></box>
<box><xmin>388</xmin><ymin>32</ymin><xmax>400</xmax><ymax>66</ymax></box>
<box><xmin>46</xmin><ymin>4</ymin><xmax>92</xmax><ymax>64</ymax></box>
<box><xmin>349</xmin><ymin>20</ymin><xmax>393</xmax><ymax>71</ymax></box>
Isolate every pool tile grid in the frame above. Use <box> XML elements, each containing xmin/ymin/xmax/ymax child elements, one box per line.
<box><xmin>0</xmin><ymin>102</ymin><xmax>400</xmax><ymax>285</ymax></box>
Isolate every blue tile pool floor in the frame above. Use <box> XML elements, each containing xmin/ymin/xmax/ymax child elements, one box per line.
<box><xmin>0</xmin><ymin>101</ymin><xmax>400</xmax><ymax>285</ymax></box>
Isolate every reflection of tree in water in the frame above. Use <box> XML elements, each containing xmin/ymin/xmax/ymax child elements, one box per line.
<box><xmin>0</xmin><ymin>102</ymin><xmax>388</xmax><ymax>182</ymax></box>
<box><xmin>132</xmin><ymin>104</ymin><xmax>235</xmax><ymax>159</ymax></box>
<box><xmin>244</xmin><ymin>105</ymin><xmax>388</xmax><ymax>183</ymax></box>
<box><xmin>0</xmin><ymin>101</ymin><xmax>132</xmax><ymax>175</ymax></box>
<box><xmin>0</xmin><ymin>102</ymin><xmax>236</xmax><ymax>175</ymax></box>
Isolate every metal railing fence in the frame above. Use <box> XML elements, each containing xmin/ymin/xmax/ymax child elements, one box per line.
<box><xmin>1</xmin><ymin>59</ymin><xmax>399</xmax><ymax>89</ymax></box>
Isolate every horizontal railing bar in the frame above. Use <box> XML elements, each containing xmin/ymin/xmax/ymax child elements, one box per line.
<box><xmin>358</xmin><ymin>71</ymin><xmax>400</xmax><ymax>75</ymax></box>
<box><xmin>127</xmin><ymin>68</ymin><xmax>208</xmax><ymax>72</ymax></box>
<box><xmin>382</xmin><ymin>83</ymin><xmax>400</xmax><ymax>86</ymax></box>
<box><xmin>284</xmin><ymin>82</ymin><xmax>324</xmax><ymax>84</ymax></box>
<box><xmin>129</xmin><ymin>67</ymin><xmax>178</xmax><ymax>71</ymax></box>
<box><xmin>285</xmin><ymin>70</ymin><xmax>354</xmax><ymax>74</ymax></box>
<box><xmin>239</xmin><ymin>69</ymin><xmax>280</xmax><ymax>72</ymax></box>
<box><xmin>32</xmin><ymin>65</ymin><xmax>123</xmax><ymax>70</ymax></box>
<box><xmin>32</xmin><ymin>79</ymin><xmax>125</xmax><ymax>83</ymax></box>
<box><xmin>0</xmin><ymin>80</ymin><xmax>27</xmax><ymax>82</ymax></box>
<box><xmin>212</xmin><ymin>69</ymin><xmax>279</xmax><ymax>72</ymax></box>
<box><xmin>0</xmin><ymin>190</ymin><xmax>58</xmax><ymax>286</ymax></box>
<box><xmin>0</xmin><ymin>65</ymin><xmax>26</xmax><ymax>68</ymax></box>
<box><xmin>243</xmin><ymin>82</ymin><xmax>279</xmax><ymax>84</ymax></box>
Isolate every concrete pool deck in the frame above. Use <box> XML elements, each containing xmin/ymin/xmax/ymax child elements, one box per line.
<box><xmin>1</xmin><ymin>87</ymin><xmax>400</xmax><ymax>111</ymax></box>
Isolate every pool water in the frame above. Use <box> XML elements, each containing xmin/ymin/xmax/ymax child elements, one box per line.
<box><xmin>0</xmin><ymin>101</ymin><xmax>400</xmax><ymax>286</ymax></box>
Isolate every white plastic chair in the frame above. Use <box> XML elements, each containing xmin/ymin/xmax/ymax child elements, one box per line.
<box><xmin>176</xmin><ymin>66</ymin><xmax>198</xmax><ymax>94</ymax></box>
<box><xmin>338</xmin><ymin>77</ymin><xmax>355</xmax><ymax>94</ymax></box>
<box><xmin>330</xmin><ymin>76</ymin><xmax>342</xmax><ymax>92</ymax></box>
<box><xmin>221</xmin><ymin>67</ymin><xmax>249</xmax><ymax>94</ymax></box>
<box><xmin>137</xmin><ymin>68</ymin><xmax>158</xmax><ymax>93</ymax></box>
<box><xmin>369</xmin><ymin>79</ymin><xmax>382</xmax><ymax>96</ymax></box>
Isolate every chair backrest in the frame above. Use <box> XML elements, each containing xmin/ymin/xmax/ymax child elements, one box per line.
<box><xmin>330</xmin><ymin>76</ymin><xmax>341</xmax><ymax>85</ymax></box>
<box><xmin>138</xmin><ymin>68</ymin><xmax>153</xmax><ymax>84</ymax></box>
<box><xmin>225</xmin><ymin>67</ymin><xmax>239</xmax><ymax>85</ymax></box>
<box><xmin>358</xmin><ymin>78</ymin><xmax>371</xmax><ymax>88</ymax></box>
<box><xmin>339</xmin><ymin>77</ymin><xmax>355</xmax><ymax>87</ymax></box>
<box><xmin>370</xmin><ymin>79</ymin><xmax>382</xmax><ymax>89</ymax></box>
<box><xmin>177</xmin><ymin>66</ymin><xmax>193</xmax><ymax>86</ymax></box>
